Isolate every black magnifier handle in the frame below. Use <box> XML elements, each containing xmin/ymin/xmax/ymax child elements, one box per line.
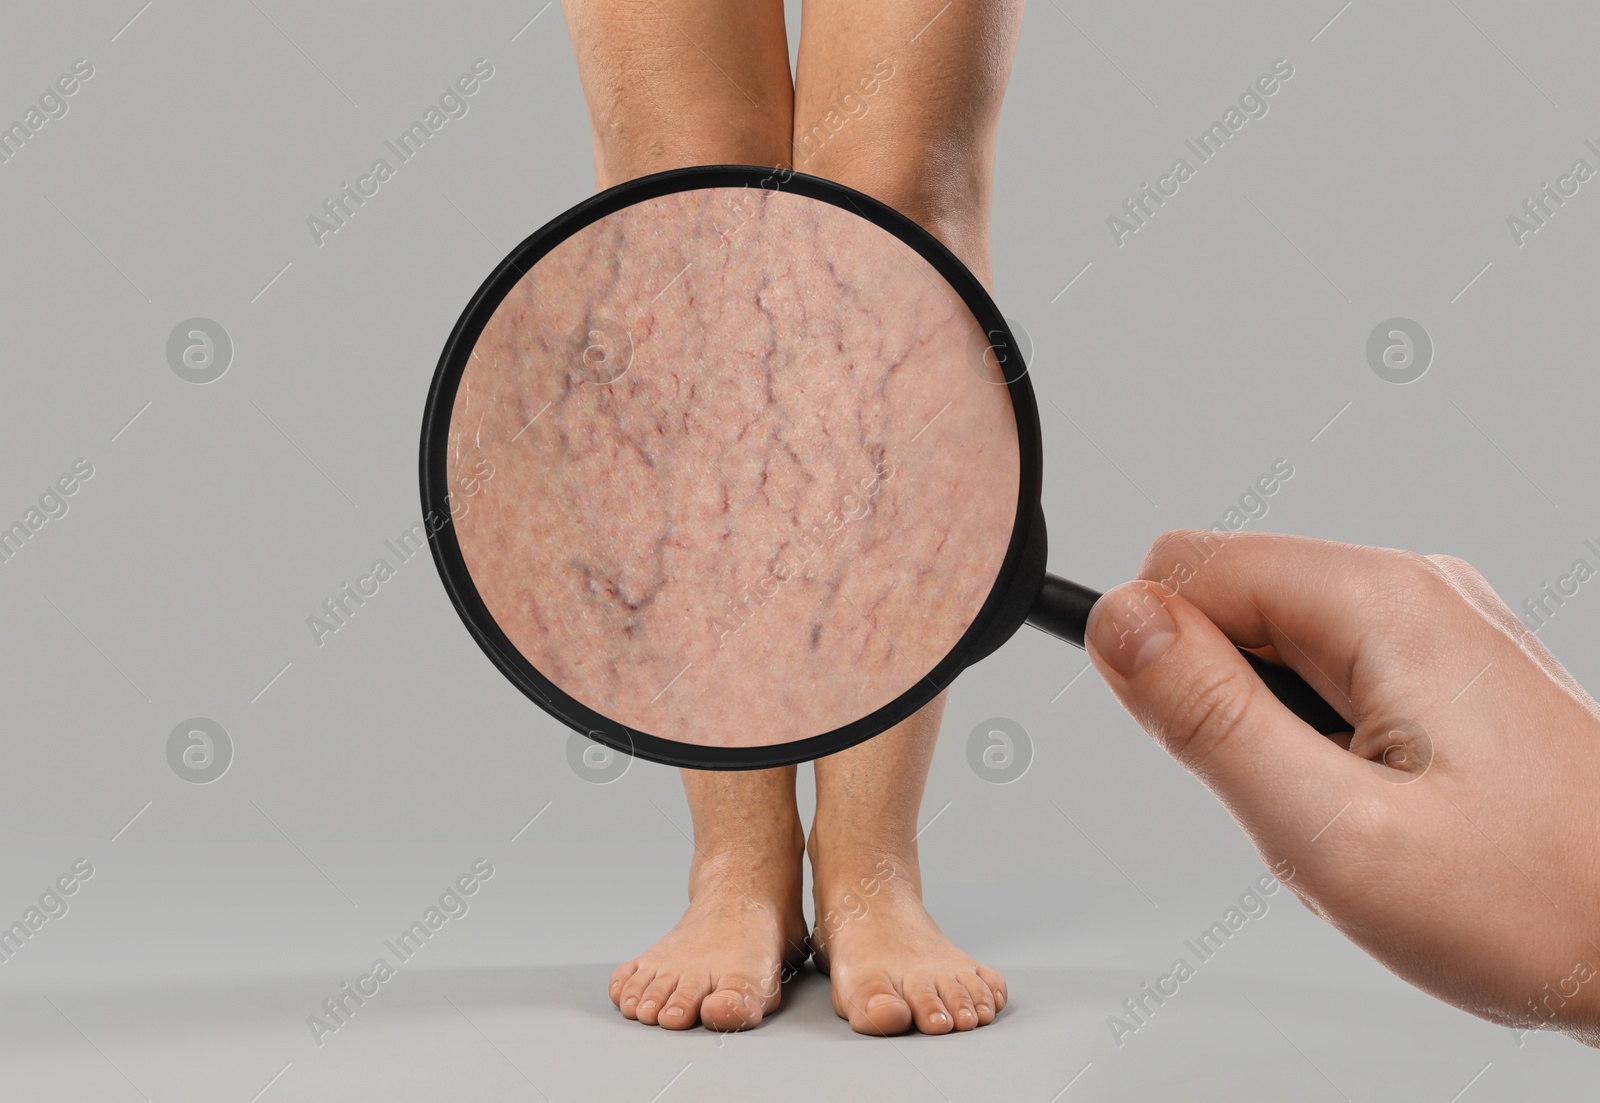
<box><xmin>1026</xmin><ymin>574</ymin><xmax>1348</xmax><ymax>736</ymax></box>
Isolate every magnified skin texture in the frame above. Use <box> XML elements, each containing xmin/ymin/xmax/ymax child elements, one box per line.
<box><xmin>449</xmin><ymin>187</ymin><xmax>1019</xmax><ymax>749</ymax></box>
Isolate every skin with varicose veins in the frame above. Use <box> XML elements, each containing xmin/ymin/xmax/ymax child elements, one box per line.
<box><xmin>450</xmin><ymin>188</ymin><xmax>1019</xmax><ymax>747</ymax></box>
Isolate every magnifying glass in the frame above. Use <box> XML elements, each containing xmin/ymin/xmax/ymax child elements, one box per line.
<box><xmin>420</xmin><ymin>166</ymin><xmax>1344</xmax><ymax>770</ymax></box>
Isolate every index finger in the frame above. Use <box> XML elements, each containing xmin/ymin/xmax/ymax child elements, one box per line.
<box><xmin>1136</xmin><ymin>530</ymin><xmax>1478</xmax><ymax>721</ymax></box>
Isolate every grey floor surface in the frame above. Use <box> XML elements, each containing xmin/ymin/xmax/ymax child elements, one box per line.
<box><xmin>4</xmin><ymin>958</ymin><xmax>1589</xmax><ymax>1101</ymax></box>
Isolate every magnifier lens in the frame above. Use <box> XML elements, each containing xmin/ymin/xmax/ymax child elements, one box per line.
<box><xmin>444</xmin><ymin>183</ymin><xmax>1020</xmax><ymax>751</ymax></box>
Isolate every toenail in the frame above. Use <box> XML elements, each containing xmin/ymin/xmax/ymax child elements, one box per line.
<box><xmin>640</xmin><ymin>1000</ymin><xmax>657</xmax><ymax>1012</ymax></box>
<box><xmin>664</xmin><ymin>1006</ymin><xmax>684</xmax><ymax>1018</ymax></box>
<box><xmin>930</xmin><ymin>1011</ymin><xmax>949</xmax><ymax>1026</ymax></box>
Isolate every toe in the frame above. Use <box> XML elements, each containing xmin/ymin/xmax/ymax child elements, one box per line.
<box><xmin>609</xmin><ymin>961</ymin><xmax>638</xmax><ymax>1008</ymax></box>
<box><xmin>618</xmin><ymin>966</ymin><xmax>655</xmax><ymax>1020</ymax></box>
<box><xmin>937</xmin><ymin>975</ymin><xmax>979</xmax><ymax>1031</ymax></box>
<box><xmin>976</xmin><ymin>965</ymin><xmax>1008</xmax><ymax>1013</ymax></box>
<box><xmin>658</xmin><ymin>974</ymin><xmax>714</xmax><ymax>1031</ymax></box>
<box><xmin>903</xmin><ymin>976</ymin><xmax>953</xmax><ymax>1035</ymax></box>
<box><xmin>635</xmin><ymin>973</ymin><xmax>679</xmax><ymax>1026</ymax></box>
<box><xmin>701</xmin><ymin>983</ymin><xmax>763</xmax><ymax>1032</ymax></box>
<box><xmin>838</xmin><ymin>976</ymin><xmax>913</xmax><ymax>1036</ymax></box>
<box><xmin>959</xmin><ymin>970</ymin><xmax>996</xmax><ymax>1025</ymax></box>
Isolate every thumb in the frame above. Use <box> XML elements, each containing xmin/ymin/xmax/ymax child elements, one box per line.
<box><xmin>1086</xmin><ymin>580</ymin><xmax>1369</xmax><ymax>836</ymax></box>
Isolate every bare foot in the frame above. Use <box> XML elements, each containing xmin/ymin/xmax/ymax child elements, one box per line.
<box><xmin>610</xmin><ymin>846</ymin><xmax>809</xmax><ymax>1031</ymax></box>
<box><xmin>809</xmin><ymin>842</ymin><xmax>1008</xmax><ymax>1035</ymax></box>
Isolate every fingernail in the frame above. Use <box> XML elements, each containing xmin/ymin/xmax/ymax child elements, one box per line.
<box><xmin>1089</xmin><ymin>581</ymin><xmax>1177</xmax><ymax>679</ymax></box>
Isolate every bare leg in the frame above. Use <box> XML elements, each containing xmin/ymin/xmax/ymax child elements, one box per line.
<box><xmin>792</xmin><ymin>0</ymin><xmax>1024</xmax><ymax>286</ymax></box>
<box><xmin>610</xmin><ymin>767</ymin><xmax>809</xmax><ymax>1030</ymax></box>
<box><xmin>562</xmin><ymin>0</ymin><xmax>795</xmax><ymax>185</ymax></box>
<box><xmin>797</xmin><ymin>0</ymin><xmax>1024</xmax><ymax>1035</ymax></box>
<box><xmin>561</xmin><ymin>0</ymin><xmax>808</xmax><ymax>1031</ymax></box>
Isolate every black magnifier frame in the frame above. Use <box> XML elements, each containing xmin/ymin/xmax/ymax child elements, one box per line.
<box><xmin>420</xmin><ymin>165</ymin><xmax>1345</xmax><ymax>772</ymax></box>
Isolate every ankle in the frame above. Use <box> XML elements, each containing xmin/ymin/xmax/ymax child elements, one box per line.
<box><xmin>593</xmin><ymin>131</ymin><xmax>793</xmax><ymax>192</ymax></box>
<box><xmin>807</xmin><ymin>830</ymin><xmax>921</xmax><ymax>898</ymax></box>
<box><xmin>800</xmin><ymin>147</ymin><xmax>993</xmax><ymax>281</ymax></box>
<box><xmin>688</xmin><ymin>830</ymin><xmax>805</xmax><ymax>899</ymax></box>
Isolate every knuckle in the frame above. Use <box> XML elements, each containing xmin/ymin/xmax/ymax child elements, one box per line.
<box><xmin>1358</xmin><ymin>548</ymin><xmax>1456</xmax><ymax>621</ymax></box>
<box><xmin>1425</xmin><ymin>552</ymin><xmax>1479</xmax><ymax>580</ymax></box>
<box><xmin>1424</xmin><ymin>553</ymin><xmax>1496</xmax><ymax>604</ymax></box>
<box><xmin>1355</xmin><ymin>550</ymin><xmax>1480</xmax><ymax>665</ymax></box>
<box><xmin>1159</xmin><ymin>660</ymin><xmax>1261</xmax><ymax>772</ymax></box>
<box><xmin>1383</xmin><ymin>548</ymin><xmax>1445</xmax><ymax>584</ymax></box>
<box><xmin>1143</xmin><ymin>529</ymin><xmax>1209</xmax><ymax>579</ymax></box>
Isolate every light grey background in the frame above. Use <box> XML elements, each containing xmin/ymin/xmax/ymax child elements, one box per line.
<box><xmin>2</xmin><ymin>1</ymin><xmax>1597</xmax><ymax>1099</ymax></box>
